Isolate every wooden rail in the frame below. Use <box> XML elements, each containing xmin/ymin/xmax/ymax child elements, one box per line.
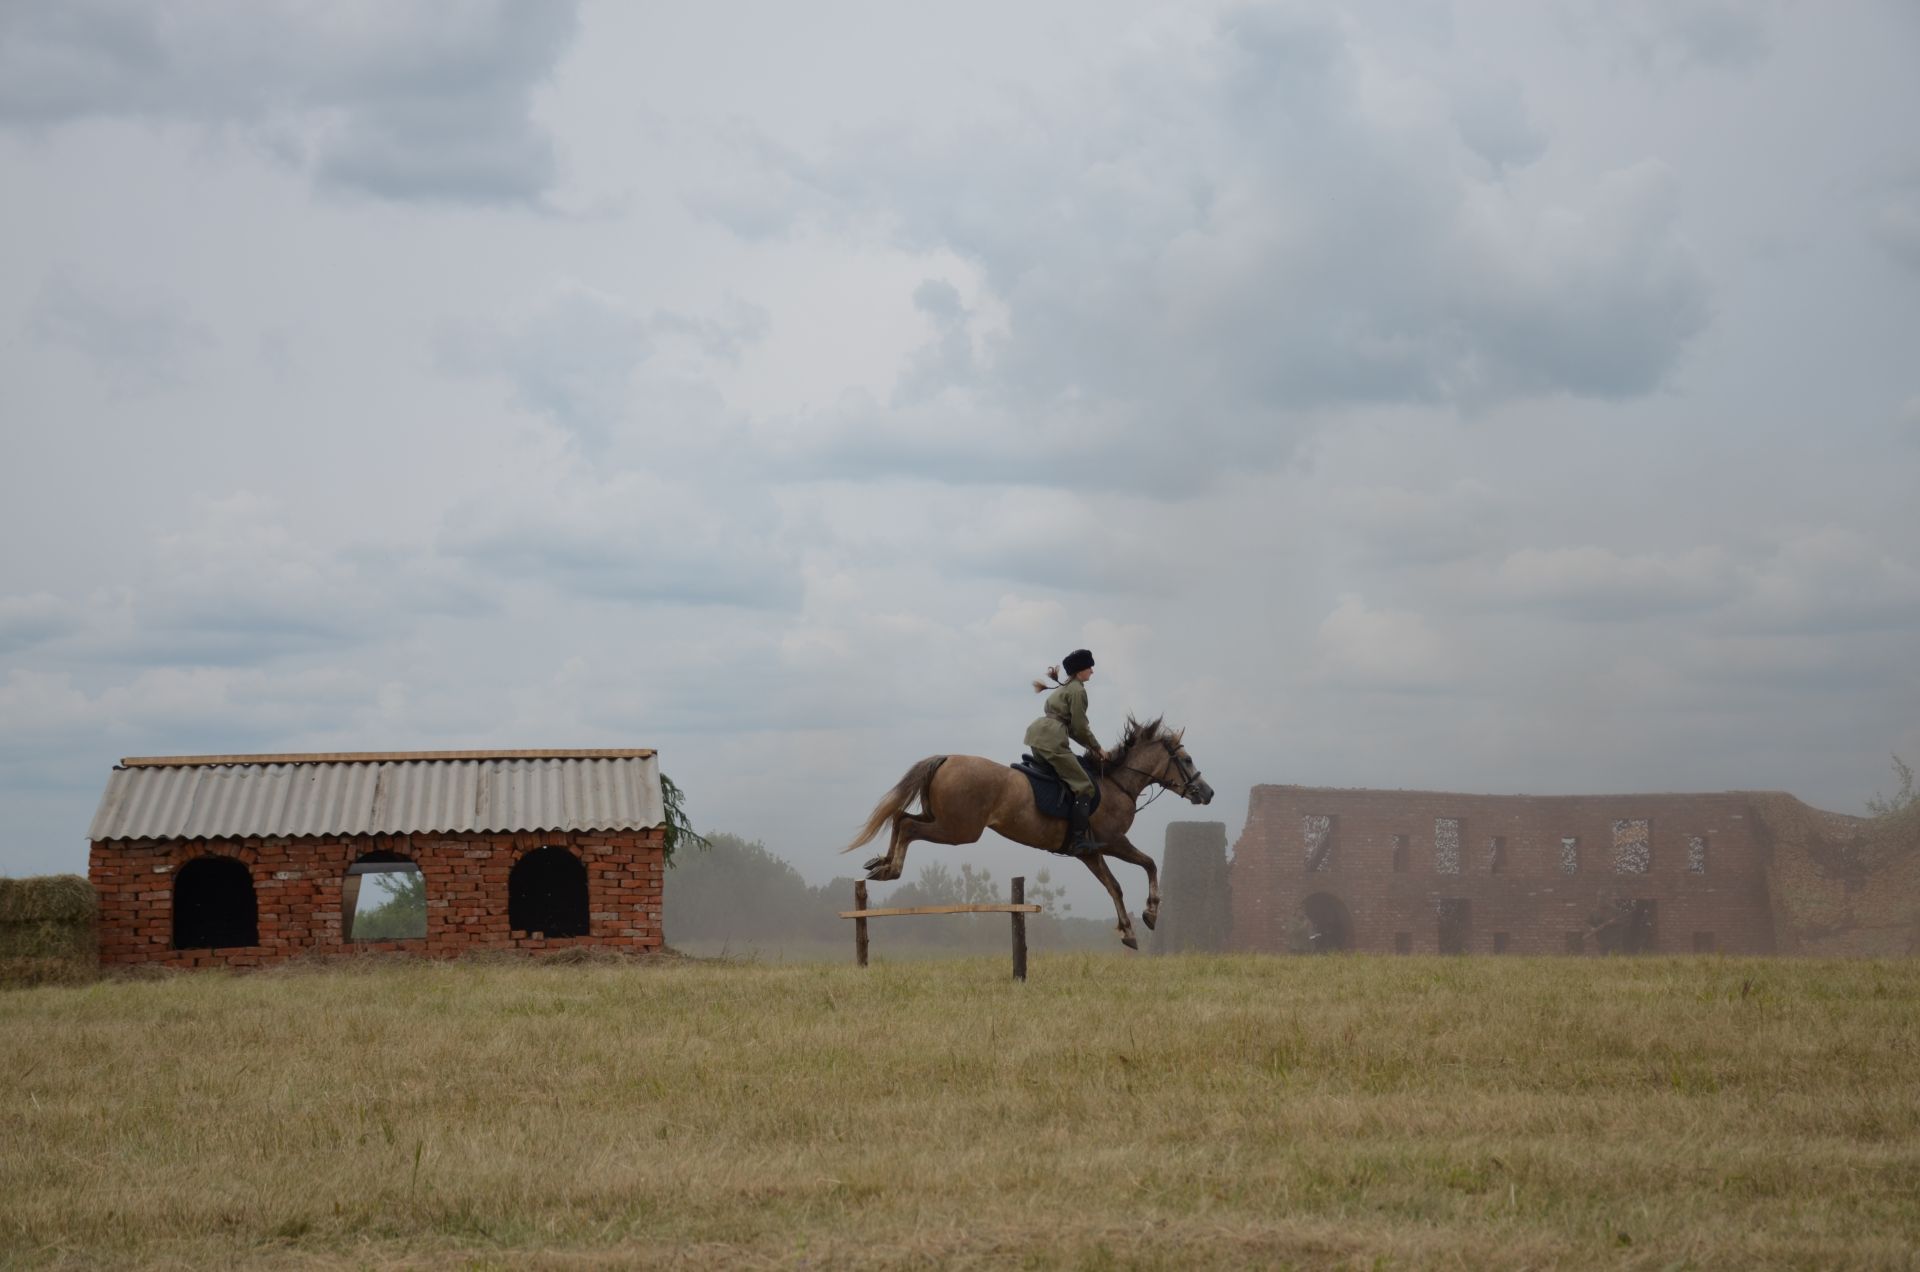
<box><xmin>838</xmin><ymin>903</ymin><xmax>1042</xmax><ymax>918</ymax></box>
<box><xmin>844</xmin><ymin>877</ymin><xmax>1036</xmax><ymax>980</ymax></box>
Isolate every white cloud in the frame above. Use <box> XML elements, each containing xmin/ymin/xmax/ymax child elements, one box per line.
<box><xmin>1313</xmin><ymin>594</ymin><xmax>1460</xmax><ymax>693</ymax></box>
<box><xmin>0</xmin><ymin>0</ymin><xmax>580</xmax><ymax>204</ymax></box>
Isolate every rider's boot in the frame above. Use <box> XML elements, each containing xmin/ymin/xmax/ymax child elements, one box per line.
<box><xmin>1068</xmin><ymin>794</ymin><xmax>1102</xmax><ymax>855</ymax></box>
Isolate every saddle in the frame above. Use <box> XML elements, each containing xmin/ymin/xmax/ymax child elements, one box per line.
<box><xmin>1010</xmin><ymin>753</ymin><xmax>1103</xmax><ymax>822</ymax></box>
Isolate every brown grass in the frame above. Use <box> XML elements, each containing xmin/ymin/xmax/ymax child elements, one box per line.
<box><xmin>2</xmin><ymin>953</ymin><xmax>1917</xmax><ymax>1269</ymax></box>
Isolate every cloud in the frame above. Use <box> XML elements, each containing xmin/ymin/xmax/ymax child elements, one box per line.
<box><xmin>439</xmin><ymin>469</ymin><xmax>802</xmax><ymax>610</ymax></box>
<box><xmin>27</xmin><ymin>270</ymin><xmax>212</xmax><ymax>390</ymax></box>
<box><xmin>1870</xmin><ymin>190</ymin><xmax>1920</xmax><ymax>272</ymax></box>
<box><xmin>701</xmin><ymin>5</ymin><xmax>1710</xmax><ymax>491</ymax></box>
<box><xmin>0</xmin><ymin>0</ymin><xmax>580</xmax><ymax>204</ymax></box>
<box><xmin>1489</xmin><ymin>545</ymin><xmax>1739</xmax><ymax>619</ymax></box>
<box><xmin>1566</xmin><ymin>0</ymin><xmax>1772</xmax><ymax>76</ymax></box>
<box><xmin>438</xmin><ymin>282</ymin><xmax>768</xmax><ymax>453</ymax></box>
<box><xmin>1313</xmin><ymin>594</ymin><xmax>1461</xmax><ymax>693</ymax></box>
<box><xmin>0</xmin><ymin>494</ymin><xmax>488</xmax><ymax>670</ymax></box>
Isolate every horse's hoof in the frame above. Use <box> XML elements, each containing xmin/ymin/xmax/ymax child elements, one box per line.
<box><xmin>1122</xmin><ymin>935</ymin><xmax>1139</xmax><ymax>951</ymax></box>
<box><xmin>862</xmin><ymin>856</ymin><xmax>885</xmax><ymax>873</ymax></box>
<box><xmin>1142</xmin><ymin>911</ymin><xmax>1157</xmax><ymax>931</ymax></box>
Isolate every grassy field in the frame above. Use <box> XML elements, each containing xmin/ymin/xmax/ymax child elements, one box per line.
<box><xmin>4</xmin><ymin>953</ymin><xmax>1918</xmax><ymax>1270</ymax></box>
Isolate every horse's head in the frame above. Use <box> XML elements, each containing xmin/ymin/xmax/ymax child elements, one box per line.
<box><xmin>1107</xmin><ymin>718</ymin><xmax>1214</xmax><ymax>805</ymax></box>
<box><xmin>1156</xmin><ymin>732</ymin><xmax>1215</xmax><ymax>806</ymax></box>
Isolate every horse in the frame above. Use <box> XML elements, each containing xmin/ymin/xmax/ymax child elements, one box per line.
<box><xmin>843</xmin><ymin>717</ymin><xmax>1214</xmax><ymax>949</ymax></box>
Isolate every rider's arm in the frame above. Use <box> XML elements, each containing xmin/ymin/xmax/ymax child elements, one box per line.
<box><xmin>1066</xmin><ymin>683</ymin><xmax>1100</xmax><ymax>752</ymax></box>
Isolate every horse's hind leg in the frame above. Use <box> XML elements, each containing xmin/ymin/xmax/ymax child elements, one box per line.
<box><xmin>1078</xmin><ymin>852</ymin><xmax>1138</xmax><ymax>950</ymax></box>
<box><xmin>1103</xmin><ymin>836</ymin><xmax>1160</xmax><ymax>931</ymax></box>
<box><xmin>863</xmin><ymin>809</ymin><xmax>934</xmax><ymax>877</ymax></box>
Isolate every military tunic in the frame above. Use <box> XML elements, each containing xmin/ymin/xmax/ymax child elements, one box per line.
<box><xmin>1025</xmin><ymin>679</ymin><xmax>1099</xmax><ymax>797</ymax></box>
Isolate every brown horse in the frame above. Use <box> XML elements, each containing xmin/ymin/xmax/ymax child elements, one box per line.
<box><xmin>844</xmin><ymin>717</ymin><xmax>1214</xmax><ymax>948</ymax></box>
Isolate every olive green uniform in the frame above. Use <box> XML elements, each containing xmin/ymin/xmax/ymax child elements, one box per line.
<box><xmin>1025</xmin><ymin>679</ymin><xmax>1099</xmax><ymax>797</ymax></box>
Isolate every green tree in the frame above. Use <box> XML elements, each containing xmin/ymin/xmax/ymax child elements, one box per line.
<box><xmin>352</xmin><ymin>869</ymin><xmax>426</xmax><ymax>940</ymax></box>
<box><xmin>660</xmin><ymin>773</ymin><xmax>712</xmax><ymax>865</ymax></box>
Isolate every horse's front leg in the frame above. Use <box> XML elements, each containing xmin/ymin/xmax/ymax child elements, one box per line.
<box><xmin>1078</xmin><ymin>851</ymin><xmax>1138</xmax><ymax>950</ymax></box>
<box><xmin>1104</xmin><ymin>835</ymin><xmax>1160</xmax><ymax>931</ymax></box>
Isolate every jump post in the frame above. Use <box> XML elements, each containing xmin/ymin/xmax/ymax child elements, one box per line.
<box><xmin>842</xmin><ymin>876</ymin><xmax>1041</xmax><ymax>980</ymax></box>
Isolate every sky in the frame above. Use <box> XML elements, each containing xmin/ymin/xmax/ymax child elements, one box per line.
<box><xmin>2</xmin><ymin>1</ymin><xmax>1917</xmax><ymax>917</ymax></box>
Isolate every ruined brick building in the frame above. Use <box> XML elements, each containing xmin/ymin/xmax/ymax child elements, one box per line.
<box><xmin>1153</xmin><ymin>785</ymin><xmax>1919</xmax><ymax>956</ymax></box>
<box><xmin>87</xmin><ymin>750</ymin><xmax>666</xmax><ymax>969</ymax></box>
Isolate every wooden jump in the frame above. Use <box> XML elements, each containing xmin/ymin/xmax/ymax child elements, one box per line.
<box><xmin>843</xmin><ymin>877</ymin><xmax>1039</xmax><ymax>980</ymax></box>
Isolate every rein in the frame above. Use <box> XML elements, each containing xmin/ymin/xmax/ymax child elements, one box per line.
<box><xmin>1108</xmin><ymin>739</ymin><xmax>1199</xmax><ymax>812</ymax></box>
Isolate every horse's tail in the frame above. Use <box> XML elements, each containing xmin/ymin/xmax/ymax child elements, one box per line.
<box><xmin>843</xmin><ymin>756</ymin><xmax>947</xmax><ymax>853</ymax></box>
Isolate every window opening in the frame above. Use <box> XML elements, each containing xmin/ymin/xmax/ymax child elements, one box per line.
<box><xmin>172</xmin><ymin>855</ymin><xmax>258</xmax><ymax>950</ymax></box>
<box><xmin>1686</xmin><ymin>835</ymin><xmax>1708</xmax><ymax>875</ymax></box>
<box><xmin>343</xmin><ymin>852</ymin><xmax>426</xmax><ymax>941</ymax></box>
<box><xmin>1492</xmin><ymin>931</ymin><xmax>1510</xmax><ymax>954</ymax></box>
<box><xmin>1489</xmin><ymin>836</ymin><xmax>1507</xmax><ymax>873</ymax></box>
<box><xmin>1613</xmin><ymin>819</ymin><xmax>1651</xmax><ymax>874</ymax></box>
<box><xmin>1303</xmin><ymin>815</ymin><xmax>1335</xmax><ymax>872</ymax></box>
<box><xmin>1391</xmin><ymin>834</ymin><xmax>1409</xmax><ymax>873</ymax></box>
<box><xmin>1559</xmin><ymin>837</ymin><xmax>1580</xmax><ymax>875</ymax></box>
<box><xmin>1564</xmin><ymin>931</ymin><xmax>1585</xmax><ymax>955</ymax></box>
<box><xmin>1435</xmin><ymin>818</ymin><xmax>1461</xmax><ymax>875</ymax></box>
<box><xmin>1692</xmin><ymin>931</ymin><xmax>1716</xmax><ymax>953</ymax></box>
<box><xmin>508</xmin><ymin>845</ymin><xmax>591</xmax><ymax>938</ymax></box>
<box><xmin>1394</xmin><ymin>932</ymin><xmax>1412</xmax><ymax>954</ymax></box>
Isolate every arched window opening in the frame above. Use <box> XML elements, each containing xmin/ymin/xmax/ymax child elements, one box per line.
<box><xmin>343</xmin><ymin>851</ymin><xmax>426</xmax><ymax>941</ymax></box>
<box><xmin>1299</xmin><ymin>892</ymin><xmax>1354</xmax><ymax>953</ymax></box>
<box><xmin>172</xmin><ymin>855</ymin><xmax>259</xmax><ymax>950</ymax></box>
<box><xmin>508</xmin><ymin>846</ymin><xmax>591</xmax><ymax>938</ymax></box>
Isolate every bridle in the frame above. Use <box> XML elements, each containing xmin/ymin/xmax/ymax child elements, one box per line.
<box><xmin>1113</xmin><ymin>738</ymin><xmax>1203</xmax><ymax>812</ymax></box>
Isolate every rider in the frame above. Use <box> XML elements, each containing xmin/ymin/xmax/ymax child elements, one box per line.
<box><xmin>1026</xmin><ymin>648</ymin><xmax>1105</xmax><ymax>854</ymax></box>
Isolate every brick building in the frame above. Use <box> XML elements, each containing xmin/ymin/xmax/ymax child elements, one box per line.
<box><xmin>87</xmin><ymin>750</ymin><xmax>666</xmax><ymax>969</ymax></box>
<box><xmin>1228</xmin><ymin>785</ymin><xmax>1779</xmax><ymax>956</ymax></box>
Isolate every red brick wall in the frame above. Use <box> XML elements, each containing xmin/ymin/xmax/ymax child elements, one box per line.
<box><xmin>1228</xmin><ymin>786</ymin><xmax>1776</xmax><ymax>955</ymax></box>
<box><xmin>89</xmin><ymin>830</ymin><xmax>665</xmax><ymax>968</ymax></box>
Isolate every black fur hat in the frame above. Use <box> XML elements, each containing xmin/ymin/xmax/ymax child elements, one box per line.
<box><xmin>1062</xmin><ymin>648</ymin><xmax>1095</xmax><ymax>676</ymax></box>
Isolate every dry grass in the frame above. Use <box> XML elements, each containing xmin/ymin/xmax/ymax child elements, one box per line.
<box><xmin>3</xmin><ymin>953</ymin><xmax>1918</xmax><ymax>1269</ymax></box>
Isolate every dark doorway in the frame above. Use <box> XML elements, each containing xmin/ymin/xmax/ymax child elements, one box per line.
<box><xmin>1593</xmin><ymin>899</ymin><xmax>1658</xmax><ymax>955</ymax></box>
<box><xmin>508</xmin><ymin>846</ymin><xmax>591</xmax><ymax>937</ymax></box>
<box><xmin>172</xmin><ymin>856</ymin><xmax>259</xmax><ymax>950</ymax></box>
<box><xmin>1300</xmin><ymin>892</ymin><xmax>1353</xmax><ymax>952</ymax></box>
<box><xmin>1437</xmin><ymin>898</ymin><xmax>1471</xmax><ymax>954</ymax></box>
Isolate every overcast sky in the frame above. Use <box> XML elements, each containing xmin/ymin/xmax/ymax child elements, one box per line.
<box><xmin>2</xmin><ymin>1</ymin><xmax>1917</xmax><ymax>915</ymax></box>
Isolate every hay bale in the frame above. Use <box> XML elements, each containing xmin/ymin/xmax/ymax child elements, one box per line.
<box><xmin>0</xmin><ymin>874</ymin><xmax>96</xmax><ymax>924</ymax></box>
<box><xmin>0</xmin><ymin>875</ymin><xmax>98</xmax><ymax>987</ymax></box>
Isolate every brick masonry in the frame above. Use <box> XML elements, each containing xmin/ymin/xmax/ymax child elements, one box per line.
<box><xmin>1227</xmin><ymin>786</ymin><xmax>1778</xmax><ymax>955</ymax></box>
<box><xmin>88</xmin><ymin>829</ymin><xmax>666</xmax><ymax>969</ymax></box>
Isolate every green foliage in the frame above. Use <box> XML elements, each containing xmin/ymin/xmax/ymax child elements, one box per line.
<box><xmin>1867</xmin><ymin>754</ymin><xmax>1917</xmax><ymax>817</ymax></box>
<box><xmin>352</xmin><ymin>870</ymin><xmax>427</xmax><ymax>941</ymax></box>
<box><xmin>659</xmin><ymin>773</ymin><xmax>711</xmax><ymax>865</ymax></box>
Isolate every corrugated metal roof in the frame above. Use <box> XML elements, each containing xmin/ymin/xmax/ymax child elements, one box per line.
<box><xmin>88</xmin><ymin>753</ymin><xmax>664</xmax><ymax>842</ymax></box>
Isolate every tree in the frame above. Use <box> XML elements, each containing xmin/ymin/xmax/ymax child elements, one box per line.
<box><xmin>352</xmin><ymin>869</ymin><xmax>426</xmax><ymax>940</ymax></box>
<box><xmin>1867</xmin><ymin>755</ymin><xmax>1917</xmax><ymax>818</ymax></box>
<box><xmin>660</xmin><ymin>773</ymin><xmax>712</xmax><ymax>865</ymax></box>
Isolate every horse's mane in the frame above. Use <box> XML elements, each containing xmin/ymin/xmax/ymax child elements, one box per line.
<box><xmin>1097</xmin><ymin>715</ymin><xmax>1183</xmax><ymax>776</ymax></box>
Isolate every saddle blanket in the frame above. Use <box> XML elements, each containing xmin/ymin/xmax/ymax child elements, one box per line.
<box><xmin>1010</xmin><ymin>753</ymin><xmax>1103</xmax><ymax>821</ymax></box>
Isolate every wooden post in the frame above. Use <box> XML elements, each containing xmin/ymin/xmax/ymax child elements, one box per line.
<box><xmin>1011</xmin><ymin>876</ymin><xmax>1027</xmax><ymax>982</ymax></box>
<box><xmin>854</xmin><ymin>881</ymin><xmax>869</xmax><ymax>968</ymax></box>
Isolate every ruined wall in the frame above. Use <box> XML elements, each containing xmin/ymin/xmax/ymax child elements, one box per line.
<box><xmin>1151</xmin><ymin>821</ymin><xmax>1231</xmax><ymax>954</ymax></box>
<box><xmin>89</xmin><ymin>829</ymin><xmax>665</xmax><ymax>969</ymax></box>
<box><xmin>1228</xmin><ymin>786</ymin><xmax>1777</xmax><ymax>955</ymax></box>
<box><xmin>1751</xmin><ymin>796</ymin><xmax>1920</xmax><ymax>957</ymax></box>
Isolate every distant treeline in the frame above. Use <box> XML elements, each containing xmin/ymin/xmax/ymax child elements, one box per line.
<box><xmin>663</xmin><ymin>833</ymin><xmax>1116</xmax><ymax>953</ymax></box>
